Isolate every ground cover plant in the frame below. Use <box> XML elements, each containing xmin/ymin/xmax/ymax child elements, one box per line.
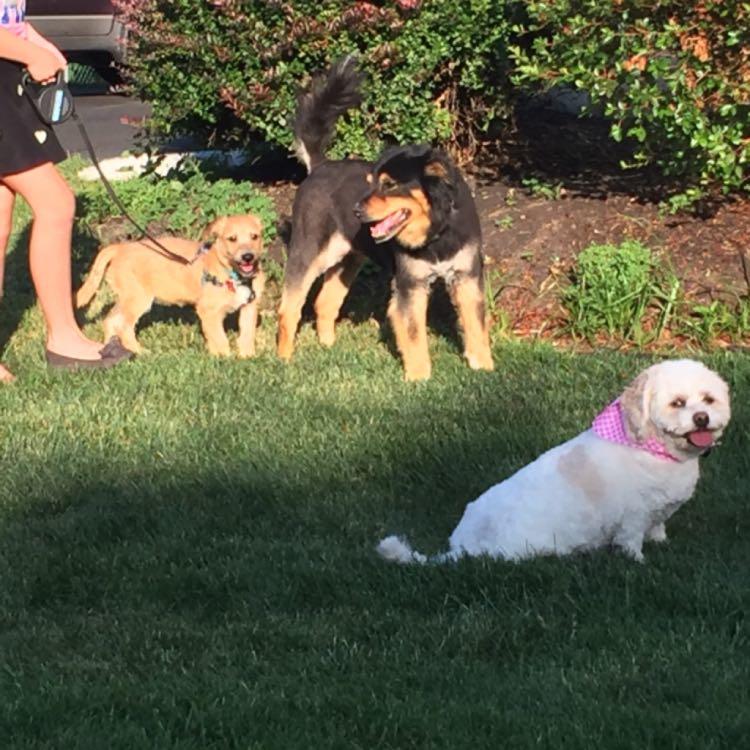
<box><xmin>1</xmin><ymin>164</ymin><xmax>750</xmax><ymax>748</ymax></box>
<box><xmin>562</xmin><ymin>239</ymin><xmax>679</xmax><ymax>343</ymax></box>
<box><xmin>558</xmin><ymin>239</ymin><xmax>750</xmax><ymax>348</ymax></box>
<box><xmin>76</xmin><ymin>159</ymin><xmax>278</xmax><ymax>244</ymax></box>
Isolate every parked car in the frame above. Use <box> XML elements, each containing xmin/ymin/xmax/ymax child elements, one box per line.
<box><xmin>26</xmin><ymin>0</ymin><xmax>126</xmax><ymax>79</ymax></box>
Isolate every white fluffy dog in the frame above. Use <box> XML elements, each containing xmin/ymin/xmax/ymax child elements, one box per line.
<box><xmin>378</xmin><ymin>359</ymin><xmax>731</xmax><ymax>564</ymax></box>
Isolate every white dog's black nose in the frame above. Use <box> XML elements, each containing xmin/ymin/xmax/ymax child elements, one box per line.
<box><xmin>241</xmin><ymin>252</ymin><xmax>255</xmax><ymax>263</ymax></box>
<box><xmin>693</xmin><ymin>411</ymin><xmax>709</xmax><ymax>428</ymax></box>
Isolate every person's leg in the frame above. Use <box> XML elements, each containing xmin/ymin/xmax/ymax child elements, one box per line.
<box><xmin>0</xmin><ymin>183</ymin><xmax>17</xmax><ymax>382</ymax></box>
<box><xmin>2</xmin><ymin>162</ymin><xmax>104</xmax><ymax>360</ymax></box>
<box><xmin>0</xmin><ymin>183</ymin><xmax>13</xmax><ymax>295</ymax></box>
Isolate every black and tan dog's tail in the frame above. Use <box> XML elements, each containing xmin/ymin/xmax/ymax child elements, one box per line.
<box><xmin>293</xmin><ymin>55</ymin><xmax>364</xmax><ymax>173</ymax></box>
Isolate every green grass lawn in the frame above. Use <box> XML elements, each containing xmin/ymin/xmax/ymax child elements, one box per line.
<box><xmin>1</xmin><ymin>192</ymin><xmax>750</xmax><ymax>748</ymax></box>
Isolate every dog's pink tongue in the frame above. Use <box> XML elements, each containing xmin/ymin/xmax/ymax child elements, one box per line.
<box><xmin>371</xmin><ymin>212</ymin><xmax>400</xmax><ymax>237</ymax></box>
<box><xmin>687</xmin><ymin>429</ymin><xmax>714</xmax><ymax>448</ymax></box>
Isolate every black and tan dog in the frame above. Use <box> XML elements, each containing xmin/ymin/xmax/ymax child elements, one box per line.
<box><xmin>277</xmin><ymin>56</ymin><xmax>493</xmax><ymax>381</ymax></box>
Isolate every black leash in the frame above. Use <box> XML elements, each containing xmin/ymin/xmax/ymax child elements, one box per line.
<box><xmin>71</xmin><ymin>112</ymin><xmax>194</xmax><ymax>265</ymax></box>
<box><xmin>22</xmin><ymin>70</ymin><xmax>194</xmax><ymax>266</ymax></box>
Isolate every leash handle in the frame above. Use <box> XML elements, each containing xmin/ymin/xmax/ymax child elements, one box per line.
<box><xmin>72</xmin><ymin>112</ymin><xmax>192</xmax><ymax>266</ymax></box>
<box><xmin>21</xmin><ymin>69</ymin><xmax>74</xmax><ymax>125</ymax></box>
<box><xmin>20</xmin><ymin>68</ymin><xmax>66</xmax><ymax>89</ymax></box>
<box><xmin>22</xmin><ymin>72</ymin><xmax>194</xmax><ymax>266</ymax></box>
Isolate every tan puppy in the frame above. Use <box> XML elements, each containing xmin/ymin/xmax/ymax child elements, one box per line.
<box><xmin>76</xmin><ymin>215</ymin><xmax>265</xmax><ymax>357</ymax></box>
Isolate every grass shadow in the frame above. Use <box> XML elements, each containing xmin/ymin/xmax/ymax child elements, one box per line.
<box><xmin>290</xmin><ymin>256</ymin><xmax>471</xmax><ymax>363</ymax></box>
<box><xmin>0</xmin><ymin>348</ymin><xmax>747</xmax><ymax>747</ymax></box>
<box><xmin>1</xmin><ymin>223</ymin><xmax>35</xmax><ymax>358</ymax></box>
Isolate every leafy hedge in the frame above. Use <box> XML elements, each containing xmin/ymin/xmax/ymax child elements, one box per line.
<box><xmin>512</xmin><ymin>0</ymin><xmax>750</xmax><ymax>209</ymax></box>
<box><xmin>115</xmin><ymin>0</ymin><xmax>749</xmax><ymax>205</ymax></box>
<box><xmin>114</xmin><ymin>0</ymin><xmax>516</xmax><ymax>161</ymax></box>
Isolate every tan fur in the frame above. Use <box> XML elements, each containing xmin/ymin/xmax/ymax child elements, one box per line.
<box><xmin>424</xmin><ymin>160</ymin><xmax>449</xmax><ymax>180</ymax></box>
<box><xmin>558</xmin><ymin>444</ymin><xmax>606</xmax><ymax>505</ymax></box>
<box><xmin>450</xmin><ymin>277</ymin><xmax>494</xmax><ymax>371</ymax></box>
<box><xmin>277</xmin><ymin>231</ymin><xmax>353</xmax><ymax>360</ymax></box>
<box><xmin>620</xmin><ymin>370</ymin><xmax>654</xmax><ymax>441</ymax></box>
<box><xmin>387</xmin><ymin>285</ymin><xmax>431</xmax><ymax>381</ymax></box>
<box><xmin>76</xmin><ymin>214</ymin><xmax>265</xmax><ymax>357</ymax></box>
<box><xmin>277</xmin><ymin>282</ymin><xmax>308</xmax><ymax>361</ymax></box>
<box><xmin>314</xmin><ymin>255</ymin><xmax>366</xmax><ymax>347</ymax></box>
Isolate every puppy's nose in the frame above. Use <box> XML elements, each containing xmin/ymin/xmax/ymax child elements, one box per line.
<box><xmin>241</xmin><ymin>252</ymin><xmax>255</xmax><ymax>263</ymax></box>
<box><xmin>353</xmin><ymin>202</ymin><xmax>363</xmax><ymax>220</ymax></box>
<box><xmin>693</xmin><ymin>411</ymin><xmax>709</xmax><ymax>428</ymax></box>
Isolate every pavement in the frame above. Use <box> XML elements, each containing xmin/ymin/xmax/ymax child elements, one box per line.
<box><xmin>54</xmin><ymin>93</ymin><xmax>152</xmax><ymax>160</ymax></box>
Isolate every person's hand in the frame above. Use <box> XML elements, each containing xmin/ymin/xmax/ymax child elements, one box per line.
<box><xmin>24</xmin><ymin>24</ymin><xmax>67</xmax><ymax>82</ymax></box>
<box><xmin>25</xmin><ymin>45</ymin><xmax>63</xmax><ymax>83</ymax></box>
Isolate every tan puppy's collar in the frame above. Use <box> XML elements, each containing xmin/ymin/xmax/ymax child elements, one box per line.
<box><xmin>201</xmin><ymin>270</ymin><xmax>256</xmax><ymax>301</ymax></box>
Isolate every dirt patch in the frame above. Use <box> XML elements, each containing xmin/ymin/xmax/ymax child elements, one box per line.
<box><xmin>474</xmin><ymin>182</ymin><xmax>750</xmax><ymax>339</ymax></box>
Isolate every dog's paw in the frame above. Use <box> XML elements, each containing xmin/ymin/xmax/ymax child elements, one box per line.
<box><xmin>276</xmin><ymin>340</ymin><xmax>295</xmax><ymax>361</ymax></box>
<box><xmin>466</xmin><ymin>352</ymin><xmax>494</xmax><ymax>371</ymax></box>
<box><xmin>208</xmin><ymin>346</ymin><xmax>232</xmax><ymax>357</ymax></box>
<box><xmin>317</xmin><ymin>329</ymin><xmax>336</xmax><ymax>348</ymax></box>
<box><xmin>646</xmin><ymin>523</ymin><xmax>668</xmax><ymax>543</ymax></box>
<box><xmin>404</xmin><ymin>366</ymin><xmax>431</xmax><ymax>382</ymax></box>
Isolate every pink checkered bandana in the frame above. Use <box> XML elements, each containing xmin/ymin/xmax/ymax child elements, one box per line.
<box><xmin>592</xmin><ymin>399</ymin><xmax>678</xmax><ymax>462</ymax></box>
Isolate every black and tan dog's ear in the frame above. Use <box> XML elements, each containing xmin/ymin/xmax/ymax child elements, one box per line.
<box><xmin>403</xmin><ymin>143</ymin><xmax>432</xmax><ymax>161</ymax></box>
<box><xmin>421</xmin><ymin>151</ymin><xmax>457</xmax><ymax>217</ymax></box>
<box><xmin>620</xmin><ymin>367</ymin><xmax>654</xmax><ymax>441</ymax></box>
<box><xmin>424</xmin><ymin>159</ymin><xmax>449</xmax><ymax>180</ymax></box>
<box><xmin>201</xmin><ymin>216</ymin><xmax>227</xmax><ymax>243</ymax></box>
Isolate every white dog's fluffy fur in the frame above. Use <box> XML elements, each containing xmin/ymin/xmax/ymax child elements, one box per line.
<box><xmin>378</xmin><ymin>359</ymin><xmax>731</xmax><ymax>564</ymax></box>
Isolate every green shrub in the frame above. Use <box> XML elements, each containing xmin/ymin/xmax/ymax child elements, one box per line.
<box><xmin>511</xmin><ymin>0</ymin><xmax>750</xmax><ymax>209</ymax></box>
<box><xmin>676</xmin><ymin>297</ymin><xmax>750</xmax><ymax>345</ymax></box>
<box><xmin>114</xmin><ymin>1</ymin><xmax>749</xmax><ymax>205</ymax></box>
<box><xmin>76</xmin><ymin>163</ymin><xmax>277</xmax><ymax>242</ymax></box>
<box><xmin>113</xmin><ymin>0</ymin><xmax>517</xmax><ymax>160</ymax></box>
<box><xmin>562</xmin><ymin>240</ymin><xmax>680</xmax><ymax>342</ymax></box>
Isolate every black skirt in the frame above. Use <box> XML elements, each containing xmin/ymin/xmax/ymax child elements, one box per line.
<box><xmin>0</xmin><ymin>59</ymin><xmax>66</xmax><ymax>177</ymax></box>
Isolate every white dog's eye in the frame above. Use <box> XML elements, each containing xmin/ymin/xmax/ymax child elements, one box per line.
<box><xmin>703</xmin><ymin>395</ymin><xmax>715</xmax><ymax>405</ymax></box>
<box><xmin>670</xmin><ymin>397</ymin><xmax>686</xmax><ymax>408</ymax></box>
<box><xmin>227</xmin><ymin>235</ymin><xmax>238</xmax><ymax>242</ymax></box>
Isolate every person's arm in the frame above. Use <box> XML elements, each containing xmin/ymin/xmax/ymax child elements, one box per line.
<box><xmin>25</xmin><ymin>24</ymin><xmax>67</xmax><ymax>68</ymax></box>
<box><xmin>0</xmin><ymin>26</ymin><xmax>64</xmax><ymax>81</ymax></box>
